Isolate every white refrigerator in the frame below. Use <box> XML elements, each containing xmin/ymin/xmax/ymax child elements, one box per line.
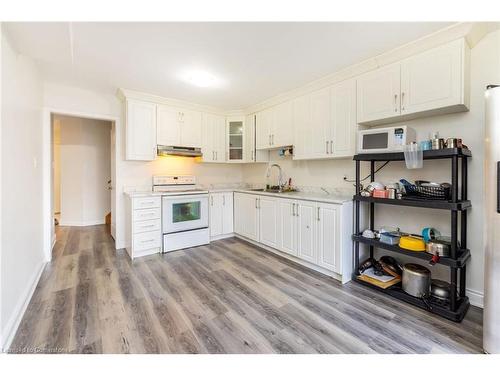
<box><xmin>484</xmin><ymin>85</ymin><xmax>500</xmax><ymax>353</ymax></box>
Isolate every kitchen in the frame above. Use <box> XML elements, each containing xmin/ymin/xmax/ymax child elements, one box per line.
<box><xmin>1</xmin><ymin>15</ymin><xmax>500</xmax><ymax>366</ymax></box>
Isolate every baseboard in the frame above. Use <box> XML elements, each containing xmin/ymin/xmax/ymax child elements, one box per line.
<box><xmin>2</xmin><ymin>260</ymin><xmax>46</xmax><ymax>352</ymax></box>
<box><xmin>59</xmin><ymin>219</ymin><xmax>105</xmax><ymax>226</ymax></box>
<box><xmin>210</xmin><ymin>233</ymin><xmax>235</xmax><ymax>241</ymax></box>
<box><xmin>467</xmin><ymin>288</ymin><xmax>484</xmax><ymax>308</ymax></box>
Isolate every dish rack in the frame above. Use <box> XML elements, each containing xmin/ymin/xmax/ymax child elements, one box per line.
<box><xmin>400</xmin><ymin>179</ymin><xmax>451</xmax><ymax>200</ymax></box>
<box><xmin>351</xmin><ymin>148</ymin><xmax>471</xmax><ymax>322</ymax></box>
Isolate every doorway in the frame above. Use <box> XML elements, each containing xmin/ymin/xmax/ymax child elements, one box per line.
<box><xmin>51</xmin><ymin>114</ymin><xmax>114</xmax><ymax>251</ymax></box>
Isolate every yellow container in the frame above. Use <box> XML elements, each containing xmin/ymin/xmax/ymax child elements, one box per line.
<box><xmin>399</xmin><ymin>235</ymin><xmax>426</xmax><ymax>251</ymax></box>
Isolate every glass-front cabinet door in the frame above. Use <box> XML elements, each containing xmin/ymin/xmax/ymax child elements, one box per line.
<box><xmin>227</xmin><ymin>117</ymin><xmax>245</xmax><ymax>162</ymax></box>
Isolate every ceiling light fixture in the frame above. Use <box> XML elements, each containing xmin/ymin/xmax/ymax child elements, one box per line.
<box><xmin>182</xmin><ymin>70</ymin><xmax>219</xmax><ymax>88</ymax></box>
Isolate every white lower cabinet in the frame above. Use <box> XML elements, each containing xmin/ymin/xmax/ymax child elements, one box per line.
<box><xmin>234</xmin><ymin>192</ymin><xmax>352</xmax><ymax>282</ymax></box>
<box><xmin>126</xmin><ymin>196</ymin><xmax>162</xmax><ymax>259</ymax></box>
<box><xmin>296</xmin><ymin>200</ymin><xmax>317</xmax><ymax>264</ymax></box>
<box><xmin>209</xmin><ymin>192</ymin><xmax>234</xmax><ymax>238</ymax></box>
<box><xmin>234</xmin><ymin>192</ymin><xmax>259</xmax><ymax>241</ymax></box>
<box><xmin>258</xmin><ymin>196</ymin><xmax>280</xmax><ymax>248</ymax></box>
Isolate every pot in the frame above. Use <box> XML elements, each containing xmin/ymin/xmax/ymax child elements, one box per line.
<box><xmin>430</xmin><ymin>279</ymin><xmax>452</xmax><ymax>302</ymax></box>
<box><xmin>431</xmin><ymin>138</ymin><xmax>445</xmax><ymax>150</ymax></box>
<box><xmin>426</xmin><ymin>239</ymin><xmax>451</xmax><ymax>257</ymax></box>
<box><xmin>402</xmin><ymin>263</ymin><xmax>431</xmax><ymax>298</ymax></box>
<box><xmin>445</xmin><ymin>138</ymin><xmax>463</xmax><ymax>149</ymax></box>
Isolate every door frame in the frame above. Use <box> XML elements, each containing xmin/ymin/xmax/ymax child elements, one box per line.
<box><xmin>42</xmin><ymin>107</ymin><xmax>120</xmax><ymax>261</ymax></box>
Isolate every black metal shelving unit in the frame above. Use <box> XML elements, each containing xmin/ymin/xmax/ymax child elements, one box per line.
<box><xmin>352</xmin><ymin>148</ymin><xmax>471</xmax><ymax>322</ymax></box>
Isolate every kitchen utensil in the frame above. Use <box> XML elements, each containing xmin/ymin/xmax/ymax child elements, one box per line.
<box><xmin>426</xmin><ymin>238</ymin><xmax>451</xmax><ymax>265</ymax></box>
<box><xmin>373</xmin><ymin>189</ymin><xmax>389</xmax><ymax>198</ymax></box>
<box><xmin>362</xmin><ymin>229</ymin><xmax>376</xmax><ymax>239</ymax></box>
<box><xmin>404</xmin><ymin>142</ymin><xmax>423</xmax><ymax>169</ymax></box>
<box><xmin>359</xmin><ymin>258</ymin><xmax>375</xmax><ymax>273</ymax></box>
<box><xmin>431</xmin><ymin>138</ymin><xmax>445</xmax><ymax>150</ymax></box>
<box><xmin>379</xmin><ymin>256</ymin><xmax>403</xmax><ymax>276</ymax></box>
<box><xmin>422</xmin><ymin>227</ymin><xmax>441</xmax><ymax>242</ymax></box>
<box><xmin>366</xmin><ymin>182</ymin><xmax>385</xmax><ymax>192</ymax></box>
<box><xmin>399</xmin><ymin>235</ymin><xmax>426</xmax><ymax>251</ymax></box>
<box><xmin>380</xmin><ymin>232</ymin><xmax>401</xmax><ymax>245</ymax></box>
<box><xmin>400</xmin><ymin>179</ymin><xmax>452</xmax><ymax>201</ymax></box>
<box><xmin>445</xmin><ymin>138</ymin><xmax>463</xmax><ymax>149</ymax></box>
<box><xmin>387</xmin><ymin>188</ymin><xmax>396</xmax><ymax>199</ymax></box>
<box><xmin>430</xmin><ymin>279</ymin><xmax>454</xmax><ymax>302</ymax></box>
<box><xmin>420</xmin><ymin>140</ymin><xmax>432</xmax><ymax>151</ymax></box>
<box><xmin>402</xmin><ymin>263</ymin><xmax>431</xmax><ymax>298</ymax></box>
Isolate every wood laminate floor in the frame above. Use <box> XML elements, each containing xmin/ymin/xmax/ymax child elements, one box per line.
<box><xmin>9</xmin><ymin>225</ymin><xmax>483</xmax><ymax>354</ymax></box>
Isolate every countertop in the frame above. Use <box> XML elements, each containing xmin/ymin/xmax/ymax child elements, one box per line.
<box><xmin>125</xmin><ymin>188</ymin><xmax>352</xmax><ymax>204</ymax></box>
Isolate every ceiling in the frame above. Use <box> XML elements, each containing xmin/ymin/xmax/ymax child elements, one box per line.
<box><xmin>4</xmin><ymin>22</ymin><xmax>452</xmax><ymax>110</ymax></box>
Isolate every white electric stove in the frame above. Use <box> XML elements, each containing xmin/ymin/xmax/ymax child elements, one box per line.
<box><xmin>153</xmin><ymin>175</ymin><xmax>209</xmax><ymax>252</ymax></box>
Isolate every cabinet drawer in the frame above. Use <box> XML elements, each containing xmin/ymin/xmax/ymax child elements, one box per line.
<box><xmin>133</xmin><ymin>231</ymin><xmax>161</xmax><ymax>251</ymax></box>
<box><xmin>134</xmin><ymin>197</ymin><xmax>161</xmax><ymax>210</ymax></box>
<box><xmin>133</xmin><ymin>219</ymin><xmax>161</xmax><ymax>234</ymax></box>
<box><xmin>133</xmin><ymin>207</ymin><xmax>161</xmax><ymax>221</ymax></box>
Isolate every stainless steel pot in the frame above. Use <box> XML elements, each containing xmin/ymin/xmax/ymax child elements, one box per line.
<box><xmin>431</xmin><ymin>138</ymin><xmax>445</xmax><ymax>150</ymax></box>
<box><xmin>430</xmin><ymin>279</ymin><xmax>451</xmax><ymax>301</ymax></box>
<box><xmin>425</xmin><ymin>239</ymin><xmax>451</xmax><ymax>257</ymax></box>
<box><xmin>402</xmin><ymin>263</ymin><xmax>431</xmax><ymax>298</ymax></box>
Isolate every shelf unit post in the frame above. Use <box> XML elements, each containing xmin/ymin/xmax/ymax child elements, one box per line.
<box><xmin>460</xmin><ymin>156</ymin><xmax>468</xmax><ymax>299</ymax></box>
<box><xmin>369</xmin><ymin>161</ymin><xmax>375</xmax><ymax>259</ymax></box>
<box><xmin>354</xmin><ymin>160</ymin><xmax>361</xmax><ymax>275</ymax></box>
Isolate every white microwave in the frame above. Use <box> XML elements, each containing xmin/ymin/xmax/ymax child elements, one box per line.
<box><xmin>357</xmin><ymin>126</ymin><xmax>416</xmax><ymax>153</ymax></box>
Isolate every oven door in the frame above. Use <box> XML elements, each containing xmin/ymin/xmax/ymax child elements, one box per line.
<box><xmin>162</xmin><ymin>195</ymin><xmax>209</xmax><ymax>233</ymax></box>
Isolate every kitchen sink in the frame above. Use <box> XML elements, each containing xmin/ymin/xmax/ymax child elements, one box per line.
<box><xmin>249</xmin><ymin>188</ymin><xmax>296</xmax><ymax>193</ymax></box>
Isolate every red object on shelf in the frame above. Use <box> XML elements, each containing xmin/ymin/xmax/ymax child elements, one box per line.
<box><xmin>373</xmin><ymin>189</ymin><xmax>389</xmax><ymax>198</ymax></box>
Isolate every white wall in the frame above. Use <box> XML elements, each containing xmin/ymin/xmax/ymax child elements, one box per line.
<box><xmin>243</xmin><ymin>31</ymin><xmax>500</xmax><ymax>306</ymax></box>
<box><xmin>55</xmin><ymin>114</ymin><xmax>112</xmax><ymax>226</ymax></box>
<box><xmin>43</xmin><ymin>82</ymin><xmax>243</xmax><ymax>248</ymax></box>
<box><xmin>1</xmin><ymin>32</ymin><xmax>45</xmax><ymax>349</ymax></box>
<box><xmin>53</xmin><ymin>120</ymin><xmax>61</xmax><ymax>213</ymax></box>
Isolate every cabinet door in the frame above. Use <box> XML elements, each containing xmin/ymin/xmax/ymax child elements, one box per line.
<box><xmin>157</xmin><ymin>104</ymin><xmax>181</xmax><ymax>146</ymax></box>
<box><xmin>209</xmin><ymin>193</ymin><xmax>223</xmax><ymax>237</ymax></box>
<box><xmin>330</xmin><ymin>79</ymin><xmax>356</xmax><ymax>157</ymax></box>
<box><xmin>278</xmin><ymin>199</ymin><xmax>297</xmax><ymax>256</ymax></box>
<box><xmin>234</xmin><ymin>193</ymin><xmax>259</xmax><ymax>241</ymax></box>
<box><xmin>214</xmin><ymin>115</ymin><xmax>226</xmax><ymax>162</ymax></box>
<box><xmin>310</xmin><ymin>87</ymin><xmax>331</xmax><ymax>158</ymax></box>
<box><xmin>244</xmin><ymin>114</ymin><xmax>256</xmax><ymax>162</ymax></box>
<box><xmin>272</xmin><ymin>101</ymin><xmax>293</xmax><ymax>147</ymax></box>
<box><xmin>227</xmin><ymin>117</ymin><xmax>245</xmax><ymax>162</ymax></box>
<box><xmin>255</xmin><ymin>108</ymin><xmax>272</xmax><ymax>149</ymax></box>
<box><xmin>296</xmin><ymin>201</ymin><xmax>317</xmax><ymax>264</ymax></box>
<box><xmin>222</xmin><ymin>192</ymin><xmax>234</xmax><ymax>234</ymax></box>
<box><xmin>201</xmin><ymin>113</ymin><xmax>215</xmax><ymax>162</ymax></box>
<box><xmin>126</xmin><ymin>99</ymin><xmax>157</xmax><ymax>161</ymax></box>
<box><xmin>292</xmin><ymin>94</ymin><xmax>311</xmax><ymax>160</ymax></box>
<box><xmin>401</xmin><ymin>39</ymin><xmax>465</xmax><ymax>116</ymax></box>
<box><xmin>258</xmin><ymin>196</ymin><xmax>280</xmax><ymax>248</ymax></box>
<box><xmin>181</xmin><ymin>110</ymin><xmax>202</xmax><ymax>147</ymax></box>
<box><xmin>357</xmin><ymin>63</ymin><xmax>401</xmax><ymax>124</ymax></box>
<box><xmin>316</xmin><ymin>203</ymin><xmax>339</xmax><ymax>272</ymax></box>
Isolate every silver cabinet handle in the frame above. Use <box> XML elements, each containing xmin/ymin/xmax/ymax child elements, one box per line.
<box><xmin>296</xmin><ymin>204</ymin><xmax>299</xmax><ymax>217</ymax></box>
<box><xmin>215</xmin><ymin>151</ymin><xmax>218</xmax><ymax>160</ymax></box>
<box><xmin>292</xmin><ymin>203</ymin><xmax>295</xmax><ymax>216</ymax></box>
<box><xmin>317</xmin><ymin>207</ymin><xmax>320</xmax><ymax>221</ymax></box>
<box><xmin>255</xmin><ymin>198</ymin><xmax>258</xmax><ymax>209</ymax></box>
<box><xmin>394</xmin><ymin>94</ymin><xmax>398</xmax><ymax>112</ymax></box>
<box><xmin>223</xmin><ymin>195</ymin><xmax>226</xmax><ymax>206</ymax></box>
<box><xmin>326</xmin><ymin>140</ymin><xmax>329</xmax><ymax>154</ymax></box>
<box><xmin>401</xmin><ymin>92</ymin><xmax>405</xmax><ymax>111</ymax></box>
<box><xmin>271</xmin><ymin>134</ymin><xmax>274</xmax><ymax>145</ymax></box>
<box><xmin>330</xmin><ymin>140</ymin><xmax>333</xmax><ymax>154</ymax></box>
<box><xmin>211</xmin><ymin>196</ymin><xmax>213</xmax><ymax>206</ymax></box>
<box><xmin>268</xmin><ymin>134</ymin><xmax>271</xmax><ymax>145</ymax></box>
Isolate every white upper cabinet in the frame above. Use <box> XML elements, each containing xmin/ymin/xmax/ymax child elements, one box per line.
<box><xmin>292</xmin><ymin>94</ymin><xmax>312</xmax><ymax>159</ymax></box>
<box><xmin>227</xmin><ymin>116</ymin><xmax>245</xmax><ymax>162</ymax></box>
<box><xmin>330</xmin><ymin>79</ymin><xmax>356</xmax><ymax>157</ymax></box>
<box><xmin>255</xmin><ymin>108</ymin><xmax>273</xmax><ymax>149</ymax></box>
<box><xmin>310</xmin><ymin>87</ymin><xmax>331</xmax><ymax>159</ymax></box>
<box><xmin>255</xmin><ymin>101</ymin><xmax>294</xmax><ymax>149</ymax></box>
<box><xmin>157</xmin><ymin>104</ymin><xmax>181</xmax><ymax>146</ymax></box>
<box><xmin>357</xmin><ymin>39</ymin><xmax>469</xmax><ymax>125</ymax></box>
<box><xmin>181</xmin><ymin>110</ymin><xmax>202</xmax><ymax>147</ymax></box>
<box><xmin>156</xmin><ymin>105</ymin><xmax>202</xmax><ymax>148</ymax></box>
<box><xmin>202</xmin><ymin>113</ymin><xmax>226</xmax><ymax>163</ymax></box>
<box><xmin>357</xmin><ymin>63</ymin><xmax>401</xmax><ymax>125</ymax></box>
<box><xmin>126</xmin><ymin>99</ymin><xmax>157</xmax><ymax>161</ymax></box>
<box><xmin>272</xmin><ymin>100</ymin><xmax>294</xmax><ymax>147</ymax></box>
<box><xmin>400</xmin><ymin>38</ymin><xmax>468</xmax><ymax>116</ymax></box>
<box><xmin>244</xmin><ymin>114</ymin><xmax>269</xmax><ymax>163</ymax></box>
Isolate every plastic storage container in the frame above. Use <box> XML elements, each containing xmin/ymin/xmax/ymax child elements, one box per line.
<box><xmin>404</xmin><ymin>142</ymin><xmax>423</xmax><ymax>169</ymax></box>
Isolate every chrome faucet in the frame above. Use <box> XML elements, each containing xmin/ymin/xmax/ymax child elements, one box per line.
<box><xmin>266</xmin><ymin>163</ymin><xmax>284</xmax><ymax>192</ymax></box>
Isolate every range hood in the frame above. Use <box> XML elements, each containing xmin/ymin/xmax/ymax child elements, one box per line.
<box><xmin>157</xmin><ymin>145</ymin><xmax>203</xmax><ymax>157</ymax></box>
